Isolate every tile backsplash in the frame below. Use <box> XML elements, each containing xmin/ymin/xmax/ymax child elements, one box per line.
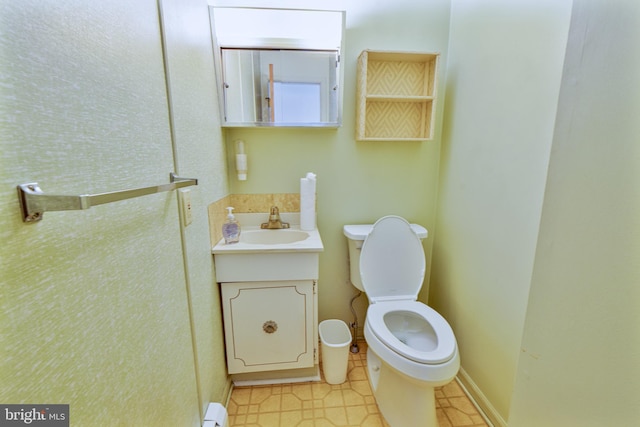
<box><xmin>208</xmin><ymin>193</ymin><xmax>300</xmax><ymax>247</ymax></box>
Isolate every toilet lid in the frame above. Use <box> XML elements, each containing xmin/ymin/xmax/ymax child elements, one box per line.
<box><xmin>359</xmin><ymin>216</ymin><xmax>426</xmax><ymax>302</ymax></box>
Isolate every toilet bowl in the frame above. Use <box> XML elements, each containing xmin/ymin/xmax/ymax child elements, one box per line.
<box><xmin>344</xmin><ymin>216</ymin><xmax>460</xmax><ymax>427</ymax></box>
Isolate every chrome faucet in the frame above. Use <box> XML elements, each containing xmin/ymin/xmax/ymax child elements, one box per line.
<box><xmin>261</xmin><ymin>206</ymin><xmax>290</xmax><ymax>229</ymax></box>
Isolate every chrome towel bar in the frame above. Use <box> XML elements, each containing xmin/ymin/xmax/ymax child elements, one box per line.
<box><xmin>17</xmin><ymin>172</ymin><xmax>197</xmax><ymax>223</ymax></box>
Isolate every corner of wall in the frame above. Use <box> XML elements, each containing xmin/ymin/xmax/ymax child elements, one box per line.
<box><xmin>457</xmin><ymin>368</ymin><xmax>507</xmax><ymax>427</ymax></box>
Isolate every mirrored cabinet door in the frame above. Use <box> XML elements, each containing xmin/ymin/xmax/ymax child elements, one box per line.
<box><xmin>209</xmin><ymin>7</ymin><xmax>345</xmax><ymax>128</ymax></box>
<box><xmin>221</xmin><ymin>49</ymin><xmax>339</xmax><ymax>126</ymax></box>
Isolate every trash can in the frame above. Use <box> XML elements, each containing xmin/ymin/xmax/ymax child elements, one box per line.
<box><xmin>319</xmin><ymin>319</ymin><xmax>352</xmax><ymax>384</ymax></box>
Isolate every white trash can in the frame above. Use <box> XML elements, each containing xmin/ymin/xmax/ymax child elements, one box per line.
<box><xmin>319</xmin><ymin>319</ymin><xmax>352</xmax><ymax>384</ymax></box>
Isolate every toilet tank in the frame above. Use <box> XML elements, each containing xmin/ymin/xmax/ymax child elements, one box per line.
<box><xmin>343</xmin><ymin>223</ymin><xmax>428</xmax><ymax>292</ymax></box>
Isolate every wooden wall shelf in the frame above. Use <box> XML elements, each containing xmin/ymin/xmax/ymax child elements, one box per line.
<box><xmin>356</xmin><ymin>50</ymin><xmax>439</xmax><ymax>141</ymax></box>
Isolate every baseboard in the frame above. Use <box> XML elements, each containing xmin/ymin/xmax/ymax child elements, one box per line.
<box><xmin>457</xmin><ymin>367</ymin><xmax>507</xmax><ymax>427</ymax></box>
<box><xmin>230</xmin><ymin>365</ymin><xmax>320</xmax><ymax>387</ymax></box>
<box><xmin>222</xmin><ymin>377</ymin><xmax>233</xmax><ymax>408</ymax></box>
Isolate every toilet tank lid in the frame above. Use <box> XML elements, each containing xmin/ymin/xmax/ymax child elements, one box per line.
<box><xmin>343</xmin><ymin>223</ymin><xmax>428</xmax><ymax>241</ymax></box>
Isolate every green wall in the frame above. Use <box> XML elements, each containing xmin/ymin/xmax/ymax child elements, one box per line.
<box><xmin>0</xmin><ymin>0</ymin><xmax>229</xmax><ymax>424</ymax></box>
<box><xmin>431</xmin><ymin>0</ymin><xmax>573</xmax><ymax>423</ymax></box>
<box><xmin>158</xmin><ymin>0</ymin><xmax>230</xmax><ymax>414</ymax></box>
<box><xmin>220</xmin><ymin>0</ymin><xmax>452</xmax><ymax>326</ymax></box>
<box><xmin>4</xmin><ymin>1</ymin><xmax>636</xmax><ymax>425</ymax></box>
<box><xmin>509</xmin><ymin>0</ymin><xmax>640</xmax><ymax>424</ymax></box>
<box><xmin>434</xmin><ymin>0</ymin><xmax>640</xmax><ymax>425</ymax></box>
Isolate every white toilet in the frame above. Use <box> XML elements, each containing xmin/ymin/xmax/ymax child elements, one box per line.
<box><xmin>344</xmin><ymin>216</ymin><xmax>460</xmax><ymax>427</ymax></box>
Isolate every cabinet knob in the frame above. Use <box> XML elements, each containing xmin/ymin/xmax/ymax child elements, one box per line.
<box><xmin>263</xmin><ymin>320</ymin><xmax>278</xmax><ymax>334</ymax></box>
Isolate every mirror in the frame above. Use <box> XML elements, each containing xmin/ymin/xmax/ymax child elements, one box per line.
<box><xmin>221</xmin><ymin>49</ymin><xmax>339</xmax><ymax>126</ymax></box>
<box><xmin>209</xmin><ymin>7</ymin><xmax>345</xmax><ymax>128</ymax></box>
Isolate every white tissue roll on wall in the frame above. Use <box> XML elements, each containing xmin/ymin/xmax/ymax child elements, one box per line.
<box><xmin>235</xmin><ymin>140</ymin><xmax>247</xmax><ymax>180</ymax></box>
<box><xmin>236</xmin><ymin>153</ymin><xmax>247</xmax><ymax>180</ymax></box>
<box><xmin>300</xmin><ymin>172</ymin><xmax>316</xmax><ymax>231</ymax></box>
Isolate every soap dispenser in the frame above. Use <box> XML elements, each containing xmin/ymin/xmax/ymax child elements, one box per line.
<box><xmin>222</xmin><ymin>207</ymin><xmax>240</xmax><ymax>244</ymax></box>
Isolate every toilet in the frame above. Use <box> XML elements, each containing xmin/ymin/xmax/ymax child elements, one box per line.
<box><xmin>344</xmin><ymin>216</ymin><xmax>460</xmax><ymax>427</ymax></box>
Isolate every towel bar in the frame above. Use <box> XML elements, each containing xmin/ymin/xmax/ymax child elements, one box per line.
<box><xmin>17</xmin><ymin>173</ymin><xmax>197</xmax><ymax>223</ymax></box>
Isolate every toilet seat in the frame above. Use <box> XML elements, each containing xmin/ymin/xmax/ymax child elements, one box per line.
<box><xmin>367</xmin><ymin>300</ymin><xmax>457</xmax><ymax>364</ymax></box>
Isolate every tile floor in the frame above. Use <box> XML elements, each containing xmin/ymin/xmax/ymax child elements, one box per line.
<box><xmin>227</xmin><ymin>341</ymin><xmax>489</xmax><ymax>427</ymax></box>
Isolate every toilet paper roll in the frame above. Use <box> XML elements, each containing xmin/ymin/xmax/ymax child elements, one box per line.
<box><xmin>236</xmin><ymin>154</ymin><xmax>247</xmax><ymax>181</ymax></box>
<box><xmin>300</xmin><ymin>172</ymin><xmax>316</xmax><ymax>231</ymax></box>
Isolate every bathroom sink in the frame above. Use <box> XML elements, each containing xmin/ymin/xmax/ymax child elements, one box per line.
<box><xmin>240</xmin><ymin>229</ymin><xmax>309</xmax><ymax>245</ymax></box>
<box><xmin>212</xmin><ymin>213</ymin><xmax>324</xmax><ymax>282</ymax></box>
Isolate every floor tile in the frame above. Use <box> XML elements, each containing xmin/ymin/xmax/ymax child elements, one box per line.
<box><xmin>227</xmin><ymin>341</ymin><xmax>489</xmax><ymax>427</ymax></box>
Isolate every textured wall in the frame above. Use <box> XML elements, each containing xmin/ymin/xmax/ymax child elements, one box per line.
<box><xmin>0</xmin><ymin>0</ymin><xmax>229</xmax><ymax>425</ymax></box>
<box><xmin>158</xmin><ymin>0</ymin><xmax>231</xmax><ymax>415</ymax></box>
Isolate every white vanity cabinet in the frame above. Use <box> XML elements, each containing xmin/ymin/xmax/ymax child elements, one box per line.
<box><xmin>212</xmin><ymin>220</ymin><xmax>323</xmax><ymax>381</ymax></box>
<box><xmin>221</xmin><ymin>280</ymin><xmax>316</xmax><ymax>374</ymax></box>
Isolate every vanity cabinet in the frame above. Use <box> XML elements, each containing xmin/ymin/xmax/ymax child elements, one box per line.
<box><xmin>221</xmin><ymin>280</ymin><xmax>316</xmax><ymax>374</ymax></box>
<box><xmin>356</xmin><ymin>50</ymin><xmax>439</xmax><ymax>141</ymax></box>
<box><xmin>212</xmin><ymin>219</ymin><xmax>323</xmax><ymax>381</ymax></box>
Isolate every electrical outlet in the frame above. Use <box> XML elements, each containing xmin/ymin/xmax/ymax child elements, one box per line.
<box><xmin>178</xmin><ymin>189</ymin><xmax>192</xmax><ymax>227</ymax></box>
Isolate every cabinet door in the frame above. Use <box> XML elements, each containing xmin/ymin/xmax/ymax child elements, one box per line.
<box><xmin>222</xmin><ymin>281</ymin><xmax>315</xmax><ymax>374</ymax></box>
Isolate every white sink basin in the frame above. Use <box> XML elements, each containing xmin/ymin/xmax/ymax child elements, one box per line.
<box><xmin>212</xmin><ymin>213</ymin><xmax>323</xmax><ymax>282</ymax></box>
<box><xmin>240</xmin><ymin>229</ymin><xmax>309</xmax><ymax>245</ymax></box>
<box><xmin>212</xmin><ymin>213</ymin><xmax>323</xmax><ymax>254</ymax></box>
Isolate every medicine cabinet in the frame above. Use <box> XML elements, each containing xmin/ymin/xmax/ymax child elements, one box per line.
<box><xmin>209</xmin><ymin>7</ymin><xmax>345</xmax><ymax>128</ymax></box>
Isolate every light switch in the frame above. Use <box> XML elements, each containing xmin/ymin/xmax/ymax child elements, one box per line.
<box><xmin>178</xmin><ymin>189</ymin><xmax>193</xmax><ymax>227</ymax></box>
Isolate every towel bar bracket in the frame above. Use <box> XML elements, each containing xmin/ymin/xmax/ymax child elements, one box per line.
<box><xmin>17</xmin><ymin>172</ymin><xmax>198</xmax><ymax>223</ymax></box>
